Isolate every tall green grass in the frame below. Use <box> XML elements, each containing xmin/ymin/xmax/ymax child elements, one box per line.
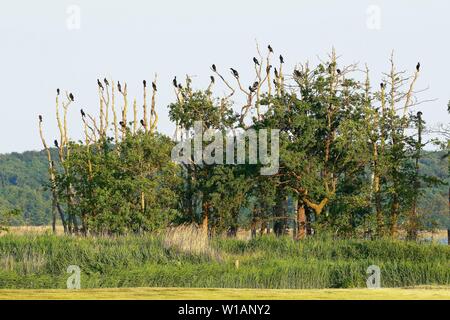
<box><xmin>0</xmin><ymin>234</ymin><xmax>448</xmax><ymax>289</ymax></box>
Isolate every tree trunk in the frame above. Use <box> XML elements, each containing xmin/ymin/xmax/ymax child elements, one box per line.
<box><xmin>390</xmin><ymin>194</ymin><xmax>399</xmax><ymax>238</ymax></box>
<box><xmin>227</xmin><ymin>226</ymin><xmax>237</xmax><ymax>237</ymax></box>
<box><xmin>408</xmin><ymin>111</ymin><xmax>422</xmax><ymax>241</ymax></box>
<box><xmin>260</xmin><ymin>221</ymin><xmax>267</xmax><ymax>236</ymax></box>
<box><xmin>51</xmin><ymin>201</ymin><xmax>56</xmax><ymax>234</ymax></box>
<box><xmin>53</xmin><ymin>192</ymin><xmax>67</xmax><ymax>234</ymax></box>
<box><xmin>273</xmin><ymin>190</ymin><xmax>285</xmax><ymax>236</ymax></box>
<box><xmin>375</xmin><ymin>188</ymin><xmax>383</xmax><ymax>237</ymax></box>
<box><xmin>201</xmin><ymin>202</ymin><xmax>209</xmax><ymax>239</ymax></box>
<box><xmin>250</xmin><ymin>217</ymin><xmax>257</xmax><ymax>238</ymax></box>
<box><xmin>296</xmin><ymin>203</ymin><xmax>306</xmax><ymax>240</ymax></box>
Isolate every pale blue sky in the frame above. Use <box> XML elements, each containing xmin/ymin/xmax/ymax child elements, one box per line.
<box><xmin>0</xmin><ymin>0</ymin><xmax>449</xmax><ymax>153</ymax></box>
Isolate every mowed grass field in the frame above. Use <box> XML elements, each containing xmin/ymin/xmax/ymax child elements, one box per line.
<box><xmin>0</xmin><ymin>287</ymin><xmax>450</xmax><ymax>300</ymax></box>
<box><xmin>0</xmin><ymin>287</ymin><xmax>449</xmax><ymax>300</ymax></box>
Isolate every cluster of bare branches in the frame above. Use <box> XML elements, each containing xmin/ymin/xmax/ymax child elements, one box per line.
<box><xmin>38</xmin><ymin>75</ymin><xmax>160</xmax><ymax>234</ymax></box>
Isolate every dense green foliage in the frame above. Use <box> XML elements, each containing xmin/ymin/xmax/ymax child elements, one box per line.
<box><xmin>0</xmin><ymin>48</ymin><xmax>448</xmax><ymax>238</ymax></box>
<box><xmin>0</xmin><ymin>235</ymin><xmax>448</xmax><ymax>289</ymax></box>
<box><xmin>59</xmin><ymin>133</ymin><xmax>181</xmax><ymax>234</ymax></box>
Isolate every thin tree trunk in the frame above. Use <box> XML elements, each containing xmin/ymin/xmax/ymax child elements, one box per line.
<box><xmin>296</xmin><ymin>203</ymin><xmax>306</xmax><ymax>240</ymax></box>
<box><xmin>260</xmin><ymin>221</ymin><xmax>267</xmax><ymax>235</ymax></box>
<box><xmin>201</xmin><ymin>202</ymin><xmax>209</xmax><ymax>239</ymax></box>
<box><xmin>51</xmin><ymin>200</ymin><xmax>56</xmax><ymax>233</ymax></box>
<box><xmin>273</xmin><ymin>192</ymin><xmax>284</xmax><ymax>236</ymax></box>
<box><xmin>408</xmin><ymin>112</ymin><xmax>422</xmax><ymax>241</ymax></box>
<box><xmin>390</xmin><ymin>193</ymin><xmax>399</xmax><ymax>238</ymax></box>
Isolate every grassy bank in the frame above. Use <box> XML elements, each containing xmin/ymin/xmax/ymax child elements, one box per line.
<box><xmin>0</xmin><ymin>234</ymin><xmax>449</xmax><ymax>289</ymax></box>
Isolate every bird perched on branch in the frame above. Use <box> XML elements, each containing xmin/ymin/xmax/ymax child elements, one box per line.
<box><xmin>143</xmin><ymin>80</ymin><xmax>147</xmax><ymax>88</ymax></box>
<box><xmin>80</xmin><ymin>109</ymin><xmax>86</xmax><ymax>118</ymax></box>
<box><xmin>230</xmin><ymin>68</ymin><xmax>239</xmax><ymax>78</ymax></box>
<box><xmin>54</xmin><ymin>140</ymin><xmax>59</xmax><ymax>148</ymax></box>
<box><xmin>210</xmin><ymin>76</ymin><xmax>215</xmax><ymax>84</ymax></box>
<box><xmin>249</xmin><ymin>81</ymin><xmax>259</xmax><ymax>93</ymax></box>
<box><xmin>380</xmin><ymin>82</ymin><xmax>384</xmax><ymax>89</ymax></box>
<box><xmin>279</xmin><ymin>55</ymin><xmax>284</xmax><ymax>64</ymax></box>
<box><xmin>274</xmin><ymin>68</ymin><xmax>279</xmax><ymax>78</ymax></box>
<box><xmin>69</xmin><ymin>93</ymin><xmax>74</xmax><ymax>101</ymax></box>
<box><xmin>268</xmin><ymin>45</ymin><xmax>273</xmax><ymax>53</ymax></box>
<box><xmin>294</xmin><ymin>70</ymin><xmax>301</xmax><ymax>78</ymax></box>
<box><xmin>97</xmin><ymin>79</ymin><xmax>104</xmax><ymax>90</ymax></box>
<box><xmin>118</xmin><ymin>82</ymin><xmax>122</xmax><ymax>93</ymax></box>
<box><xmin>212</xmin><ymin>64</ymin><xmax>217</xmax><ymax>72</ymax></box>
<box><xmin>253</xmin><ymin>57</ymin><xmax>260</xmax><ymax>65</ymax></box>
<box><xmin>104</xmin><ymin>78</ymin><xmax>109</xmax><ymax>86</ymax></box>
<box><xmin>416</xmin><ymin>62</ymin><xmax>420</xmax><ymax>72</ymax></box>
<box><xmin>140</xmin><ymin>119</ymin><xmax>145</xmax><ymax>126</ymax></box>
<box><xmin>172</xmin><ymin>77</ymin><xmax>178</xmax><ymax>88</ymax></box>
<box><xmin>57</xmin><ymin>88</ymin><xmax>60</xmax><ymax>96</ymax></box>
<box><xmin>152</xmin><ymin>82</ymin><xmax>157</xmax><ymax>91</ymax></box>
<box><xmin>266</xmin><ymin>64</ymin><xmax>272</xmax><ymax>73</ymax></box>
<box><xmin>38</xmin><ymin>115</ymin><xmax>42</xmax><ymax>122</ymax></box>
<box><xmin>119</xmin><ymin>121</ymin><xmax>125</xmax><ymax>127</ymax></box>
<box><xmin>336</xmin><ymin>69</ymin><xmax>341</xmax><ymax>75</ymax></box>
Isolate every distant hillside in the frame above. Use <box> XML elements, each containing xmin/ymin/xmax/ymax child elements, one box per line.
<box><xmin>0</xmin><ymin>149</ymin><xmax>448</xmax><ymax>228</ymax></box>
<box><xmin>0</xmin><ymin>150</ymin><xmax>57</xmax><ymax>225</ymax></box>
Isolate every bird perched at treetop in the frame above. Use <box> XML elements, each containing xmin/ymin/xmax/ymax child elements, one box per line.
<box><xmin>230</xmin><ymin>68</ymin><xmax>239</xmax><ymax>78</ymax></box>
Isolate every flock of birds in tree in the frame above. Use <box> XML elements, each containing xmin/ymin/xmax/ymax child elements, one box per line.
<box><xmin>38</xmin><ymin>44</ymin><xmax>422</xmax><ymax>146</ymax></box>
